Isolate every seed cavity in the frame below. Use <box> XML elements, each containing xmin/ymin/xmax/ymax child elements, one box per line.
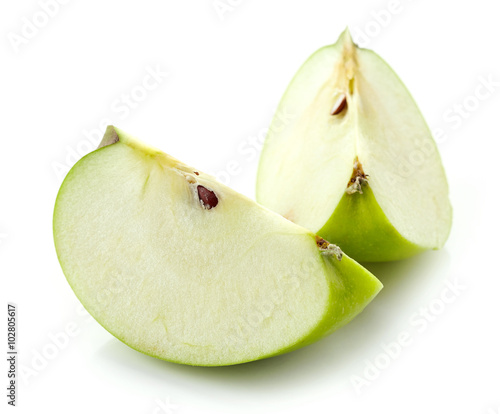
<box><xmin>346</xmin><ymin>157</ymin><xmax>368</xmax><ymax>194</ymax></box>
<box><xmin>349</xmin><ymin>78</ymin><xmax>355</xmax><ymax>95</ymax></box>
<box><xmin>331</xmin><ymin>93</ymin><xmax>347</xmax><ymax>115</ymax></box>
<box><xmin>315</xmin><ymin>236</ymin><xmax>343</xmax><ymax>261</ymax></box>
<box><xmin>197</xmin><ymin>185</ymin><xmax>218</xmax><ymax>210</ymax></box>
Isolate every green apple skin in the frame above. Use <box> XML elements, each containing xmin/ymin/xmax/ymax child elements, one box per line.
<box><xmin>53</xmin><ymin>126</ymin><xmax>382</xmax><ymax>366</ymax></box>
<box><xmin>255</xmin><ymin>29</ymin><xmax>452</xmax><ymax>263</ymax></box>
<box><xmin>318</xmin><ymin>185</ymin><xmax>424</xmax><ymax>262</ymax></box>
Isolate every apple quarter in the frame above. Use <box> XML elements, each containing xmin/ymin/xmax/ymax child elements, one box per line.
<box><xmin>53</xmin><ymin>126</ymin><xmax>382</xmax><ymax>366</ymax></box>
<box><xmin>256</xmin><ymin>29</ymin><xmax>452</xmax><ymax>262</ymax></box>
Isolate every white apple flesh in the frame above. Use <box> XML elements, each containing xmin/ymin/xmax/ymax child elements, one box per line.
<box><xmin>53</xmin><ymin>126</ymin><xmax>382</xmax><ymax>366</ymax></box>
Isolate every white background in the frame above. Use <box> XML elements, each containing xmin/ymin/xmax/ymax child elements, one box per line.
<box><xmin>1</xmin><ymin>1</ymin><xmax>499</xmax><ymax>413</ymax></box>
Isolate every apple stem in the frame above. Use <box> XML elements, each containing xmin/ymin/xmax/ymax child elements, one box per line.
<box><xmin>321</xmin><ymin>244</ymin><xmax>343</xmax><ymax>261</ymax></box>
<box><xmin>346</xmin><ymin>176</ymin><xmax>368</xmax><ymax>195</ymax></box>
<box><xmin>346</xmin><ymin>157</ymin><xmax>368</xmax><ymax>194</ymax></box>
<box><xmin>316</xmin><ymin>236</ymin><xmax>343</xmax><ymax>261</ymax></box>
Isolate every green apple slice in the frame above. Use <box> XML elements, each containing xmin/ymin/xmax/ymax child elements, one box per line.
<box><xmin>53</xmin><ymin>126</ymin><xmax>382</xmax><ymax>366</ymax></box>
<box><xmin>256</xmin><ymin>29</ymin><xmax>452</xmax><ymax>262</ymax></box>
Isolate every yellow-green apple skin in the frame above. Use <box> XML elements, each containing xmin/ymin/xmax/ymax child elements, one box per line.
<box><xmin>53</xmin><ymin>126</ymin><xmax>382</xmax><ymax>366</ymax></box>
<box><xmin>319</xmin><ymin>186</ymin><xmax>423</xmax><ymax>262</ymax></box>
<box><xmin>256</xmin><ymin>29</ymin><xmax>452</xmax><ymax>262</ymax></box>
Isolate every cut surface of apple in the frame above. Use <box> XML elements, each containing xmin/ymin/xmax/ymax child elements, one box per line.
<box><xmin>256</xmin><ymin>29</ymin><xmax>452</xmax><ymax>262</ymax></box>
<box><xmin>53</xmin><ymin>126</ymin><xmax>382</xmax><ymax>366</ymax></box>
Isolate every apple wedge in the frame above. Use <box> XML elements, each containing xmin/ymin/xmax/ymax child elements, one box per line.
<box><xmin>256</xmin><ymin>29</ymin><xmax>452</xmax><ymax>262</ymax></box>
<box><xmin>53</xmin><ymin>126</ymin><xmax>382</xmax><ymax>366</ymax></box>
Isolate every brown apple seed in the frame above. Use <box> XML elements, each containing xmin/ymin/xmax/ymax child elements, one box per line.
<box><xmin>197</xmin><ymin>185</ymin><xmax>218</xmax><ymax>209</ymax></box>
<box><xmin>331</xmin><ymin>94</ymin><xmax>347</xmax><ymax>115</ymax></box>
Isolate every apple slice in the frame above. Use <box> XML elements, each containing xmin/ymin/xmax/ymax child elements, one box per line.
<box><xmin>256</xmin><ymin>29</ymin><xmax>452</xmax><ymax>262</ymax></box>
<box><xmin>53</xmin><ymin>126</ymin><xmax>382</xmax><ymax>366</ymax></box>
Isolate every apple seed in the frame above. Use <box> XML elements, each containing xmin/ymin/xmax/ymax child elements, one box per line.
<box><xmin>331</xmin><ymin>94</ymin><xmax>347</xmax><ymax>115</ymax></box>
<box><xmin>197</xmin><ymin>185</ymin><xmax>218</xmax><ymax>209</ymax></box>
